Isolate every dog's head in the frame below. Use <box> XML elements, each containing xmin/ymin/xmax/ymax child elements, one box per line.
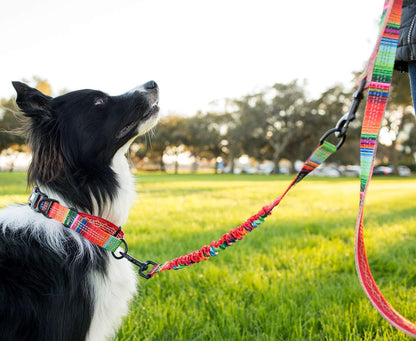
<box><xmin>13</xmin><ymin>81</ymin><xmax>159</xmax><ymax>163</ymax></box>
<box><xmin>12</xmin><ymin>81</ymin><xmax>159</xmax><ymax>212</ymax></box>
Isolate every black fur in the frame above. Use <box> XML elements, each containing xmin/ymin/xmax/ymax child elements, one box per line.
<box><xmin>13</xmin><ymin>81</ymin><xmax>157</xmax><ymax>214</ymax></box>
<box><xmin>0</xmin><ymin>223</ymin><xmax>107</xmax><ymax>340</ymax></box>
<box><xmin>0</xmin><ymin>81</ymin><xmax>159</xmax><ymax>341</ymax></box>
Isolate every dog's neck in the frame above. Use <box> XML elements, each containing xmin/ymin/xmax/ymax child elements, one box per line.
<box><xmin>38</xmin><ymin>146</ymin><xmax>136</xmax><ymax>227</ymax></box>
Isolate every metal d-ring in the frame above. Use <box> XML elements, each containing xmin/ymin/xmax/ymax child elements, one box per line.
<box><xmin>112</xmin><ymin>239</ymin><xmax>128</xmax><ymax>259</ymax></box>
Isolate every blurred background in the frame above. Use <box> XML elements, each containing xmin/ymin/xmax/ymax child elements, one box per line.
<box><xmin>0</xmin><ymin>0</ymin><xmax>414</xmax><ymax>176</ymax></box>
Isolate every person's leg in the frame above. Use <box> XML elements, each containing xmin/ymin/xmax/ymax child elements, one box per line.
<box><xmin>408</xmin><ymin>62</ymin><xmax>416</xmax><ymax>109</ymax></box>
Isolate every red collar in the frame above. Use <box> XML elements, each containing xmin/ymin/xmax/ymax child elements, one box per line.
<box><xmin>28</xmin><ymin>187</ymin><xmax>124</xmax><ymax>252</ymax></box>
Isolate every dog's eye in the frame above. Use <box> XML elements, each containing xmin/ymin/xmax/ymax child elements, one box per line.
<box><xmin>94</xmin><ymin>97</ymin><xmax>105</xmax><ymax>106</ymax></box>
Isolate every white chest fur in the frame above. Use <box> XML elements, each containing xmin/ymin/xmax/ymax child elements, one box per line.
<box><xmin>0</xmin><ymin>147</ymin><xmax>139</xmax><ymax>340</ymax></box>
<box><xmin>87</xmin><ymin>257</ymin><xmax>137</xmax><ymax>341</ymax></box>
<box><xmin>87</xmin><ymin>146</ymin><xmax>138</xmax><ymax>340</ymax></box>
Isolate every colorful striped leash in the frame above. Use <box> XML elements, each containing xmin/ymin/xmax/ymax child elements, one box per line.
<box><xmin>24</xmin><ymin>1</ymin><xmax>415</xmax><ymax>337</ymax></box>
<box><xmin>148</xmin><ymin>1</ymin><xmax>416</xmax><ymax>338</ymax></box>
<box><xmin>25</xmin><ymin>141</ymin><xmax>338</xmax><ymax>279</ymax></box>
<box><xmin>147</xmin><ymin>140</ymin><xmax>338</xmax><ymax>278</ymax></box>
<box><xmin>353</xmin><ymin>0</ymin><xmax>416</xmax><ymax>338</ymax></box>
<box><xmin>26</xmin><ymin>144</ymin><xmax>339</xmax><ymax>280</ymax></box>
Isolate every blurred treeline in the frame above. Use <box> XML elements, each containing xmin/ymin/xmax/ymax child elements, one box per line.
<box><xmin>0</xmin><ymin>73</ymin><xmax>414</xmax><ymax>174</ymax></box>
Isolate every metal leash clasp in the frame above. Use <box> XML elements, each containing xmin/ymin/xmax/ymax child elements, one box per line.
<box><xmin>112</xmin><ymin>239</ymin><xmax>158</xmax><ymax>279</ymax></box>
<box><xmin>320</xmin><ymin>78</ymin><xmax>366</xmax><ymax>150</ymax></box>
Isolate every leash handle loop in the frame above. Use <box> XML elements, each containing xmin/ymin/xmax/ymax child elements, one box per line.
<box><xmin>353</xmin><ymin>0</ymin><xmax>416</xmax><ymax>338</ymax></box>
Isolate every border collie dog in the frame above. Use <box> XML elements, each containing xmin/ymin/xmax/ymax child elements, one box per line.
<box><xmin>0</xmin><ymin>81</ymin><xmax>160</xmax><ymax>340</ymax></box>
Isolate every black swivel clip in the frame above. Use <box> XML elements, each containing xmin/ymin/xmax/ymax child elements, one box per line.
<box><xmin>320</xmin><ymin>78</ymin><xmax>366</xmax><ymax>150</ymax></box>
<box><xmin>112</xmin><ymin>239</ymin><xmax>158</xmax><ymax>279</ymax></box>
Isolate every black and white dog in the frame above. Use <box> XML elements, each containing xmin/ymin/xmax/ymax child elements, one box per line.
<box><xmin>0</xmin><ymin>80</ymin><xmax>160</xmax><ymax>340</ymax></box>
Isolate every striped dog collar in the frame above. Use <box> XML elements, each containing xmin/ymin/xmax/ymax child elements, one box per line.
<box><xmin>28</xmin><ymin>187</ymin><xmax>124</xmax><ymax>252</ymax></box>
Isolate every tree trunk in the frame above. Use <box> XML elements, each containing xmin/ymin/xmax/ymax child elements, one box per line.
<box><xmin>159</xmin><ymin>151</ymin><xmax>166</xmax><ymax>172</ymax></box>
<box><xmin>270</xmin><ymin>141</ymin><xmax>287</xmax><ymax>174</ymax></box>
<box><xmin>191</xmin><ymin>157</ymin><xmax>198</xmax><ymax>173</ymax></box>
<box><xmin>287</xmin><ymin>158</ymin><xmax>295</xmax><ymax>174</ymax></box>
<box><xmin>391</xmin><ymin>141</ymin><xmax>399</xmax><ymax>175</ymax></box>
<box><xmin>230</xmin><ymin>151</ymin><xmax>235</xmax><ymax>174</ymax></box>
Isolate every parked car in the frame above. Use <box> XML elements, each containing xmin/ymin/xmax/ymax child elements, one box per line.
<box><xmin>310</xmin><ymin>166</ymin><xmax>341</xmax><ymax>177</ymax></box>
<box><xmin>256</xmin><ymin>163</ymin><xmax>275</xmax><ymax>175</ymax></box>
<box><xmin>398</xmin><ymin>165</ymin><xmax>411</xmax><ymax>176</ymax></box>
<box><xmin>373</xmin><ymin>166</ymin><xmax>393</xmax><ymax>176</ymax></box>
<box><xmin>223</xmin><ymin>166</ymin><xmax>242</xmax><ymax>174</ymax></box>
<box><xmin>241</xmin><ymin>166</ymin><xmax>257</xmax><ymax>174</ymax></box>
<box><xmin>341</xmin><ymin>165</ymin><xmax>361</xmax><ymax>177</ymax></box>
<box><xmin>373</xmin><ymin>165</ymin><xmax>411</xmax><ymax>176</ymax></box>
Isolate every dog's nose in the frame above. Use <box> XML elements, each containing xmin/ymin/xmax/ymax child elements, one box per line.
<box><xmin>144</xmin><ymin>81</ymin><xmax>158</xmax><ymax>90</ymax></box>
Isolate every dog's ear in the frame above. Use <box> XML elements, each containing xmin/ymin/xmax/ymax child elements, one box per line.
<box><xmin>12</xmin><ymin>81</ymin><xmax>52</xmax><ymax>117</ymax></box>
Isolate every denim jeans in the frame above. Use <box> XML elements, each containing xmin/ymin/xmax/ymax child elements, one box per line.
<box><xmin>408</xmin><ymin>62</ymin><xmax>416</xmax><ymax>109</ymax></box>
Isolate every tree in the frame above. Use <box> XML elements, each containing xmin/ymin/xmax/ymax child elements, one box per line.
<box><xmin>148</xmin><ymin>115</ymin><xmax>189</xmax><ymax>173</ymax></box>
<box><xmin>0</xmin><ymin>98</ymin><xmax>25</xmax><ymax>151</ymax></box>
<box><xmin>310</xmin><ymin>85</ymin><xmax>362</xmax><ymax>166</ymax></box>
<box><xmin>221</xmin><ymin>110</ymin><xmax>245</xmax><ymax>174</ymax></box>
<box><xmin>403</xmin><ymin>124</ymin><xmax>416</xmax><ymax>163</ymax></box>
<box><xmin>379</xmin><ymin>71</ymin><xmax>414</xmax><ymax>173</ymax></box>
<box><xmin>186</xmin><ymin>112</ymin><xmax>226</xmax><ymax>173</ymax></box>
<box><xmin>32</xmin><ymin>76</ymin><xmax>52</xmax><ymax>96</ymax></box>
<box><xmin>233</xmin><ymin>80</ymin><xmax>327</xmax><ymax>172</ymax></box>
<box><xmin>0</xmin><ymin>77</ymin><xmax>53</xmax><ymax>153</ymax></box>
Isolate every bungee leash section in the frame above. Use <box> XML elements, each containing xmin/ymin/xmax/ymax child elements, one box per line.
<box><xmin>25</xmin><ymin>0</ymin><xmax>416</xmax><ymax>337</ymax></box>
<box><xmin>147</xmin><ymin>140</ymin><xmax>338</xmax><ymax>278</ymax></box>
<box><xmin>146</xmin><ymin>1</ymin><xmax>416</xmax><ymax>338</ymax></box>
<box><xmin>145</xmin><ymin>16</ymin><xmax>370</xmax><ymax>279</ymax></box>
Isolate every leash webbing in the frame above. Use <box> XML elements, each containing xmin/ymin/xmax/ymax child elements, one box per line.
<box><xmin>353</xmin><ymin>0</ymin><xmax>416</xmax><ymax>338</ymax></box>
<box><xmin>147</xmin><ymin>141</ymin><xmax>337</xmax><ymax>277</ymax></box>
<box><xmin>26</xmin><ymin>142</ymin><xmax>337</xmax><ymax>278</ymax></box>
<box><xmin>148</xmin><ymin>1</ymin><xmax>416</xmax><ymax>338</ymax></box>
<box><xmin>23</xmin><ymin>0</ymin><xmax>416</xmax><ymax>336</ymax></box>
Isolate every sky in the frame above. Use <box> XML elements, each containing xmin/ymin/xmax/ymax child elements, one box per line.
<box><xmin>1</xmin><ymin>0</ymin><xmax>383</xmax><ymax>116</ymax></box>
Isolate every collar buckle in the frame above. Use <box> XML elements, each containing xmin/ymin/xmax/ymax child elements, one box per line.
<box><xmin>28</xmin><ymin>187</ymin><xmax>44</xmax><ymax>211</ymax></box>
<box><xmin>28</xmin><ymin>187</ymin><xmax>59</xmax><ymax>218</ymax></box>
<box><xmin>37</xmin><ymin>198</ymin><xmax>60</xmax><ymax>218</ymax></box>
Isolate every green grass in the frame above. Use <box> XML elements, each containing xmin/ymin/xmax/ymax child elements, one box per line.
<box><xmin>1</xmin><ymin>172</ymin><xmax>416</xmax><ymax>340</ymax></box>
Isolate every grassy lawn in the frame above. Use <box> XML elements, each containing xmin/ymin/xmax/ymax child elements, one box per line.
<box><xmin>1</xmin><ymin>172</ymin><xmax>416</xmax><ymax>340</ymax></box>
